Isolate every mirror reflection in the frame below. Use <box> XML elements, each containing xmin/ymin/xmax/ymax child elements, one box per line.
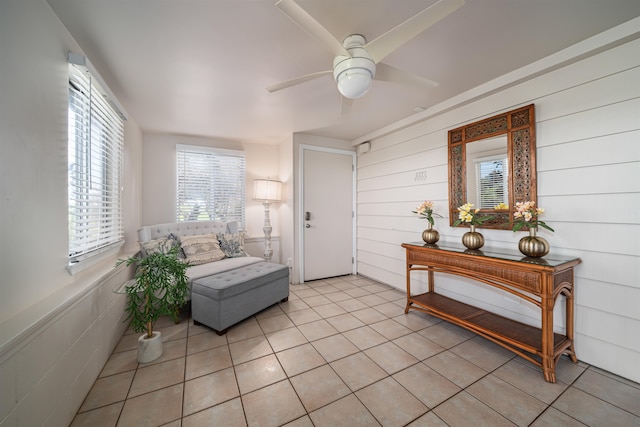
<box><xmin>465</xmin><ymin>135</ymin><xmax>508</xmax><ymax>210</ymax></box>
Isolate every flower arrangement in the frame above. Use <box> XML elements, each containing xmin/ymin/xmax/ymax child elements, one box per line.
<box><xmin>512</xmin><ymin>201</ymin><xmax>554</xmax><ymax>232</ymax></box>
<box><xmin>452</xmin><ymin>203</ymin><xmax>494</xmax><ymax>227</ymax></box>
<box><xmin>412</xmin><ymin>201</ymin><xmax>442</xmax><ymax>226</ymax></box>
<box><xmin>494</xmin><ymin>202</ymin><xmax>509</xmax><ymax>210</ymax></box>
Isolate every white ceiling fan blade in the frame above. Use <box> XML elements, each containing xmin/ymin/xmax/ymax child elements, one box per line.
<box><xmin>374</xmin><ymin>62</ymin><xmax>439</xmax><ymax>89</ymax></box>
<box><xmin>365</xmin><ymin>0</ymin><xmax>465</xmax><ymax>64</ymax></box>
<box><xmin>275</xmin><ymin>0</ymin><xmax>349</xmax><ymax>57</ymax></box>
<box><xmin>266</xmin><ymin>70</ymin><xmax>332</xmax><ymax>93</ymax></box>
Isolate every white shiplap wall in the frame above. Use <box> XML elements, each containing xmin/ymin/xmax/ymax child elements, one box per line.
<box><xmin>356</xmin><ymin>37</ymin><xmax>640</xmax><ymax>382</ymax></box>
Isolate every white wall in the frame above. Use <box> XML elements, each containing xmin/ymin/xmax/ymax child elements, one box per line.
<box><xmin>0</xmin><ymin>1</ymin><xmax>143</xmax><ymax>425</ymax></box>
<box><xmin>278</xmin><ymin>135</ymin><xmax>295</xmax><ymax>280</ymax></box>
<box><xmin>356</xmin><ymin>31</ymin><xmax>640</xmax><ymax>382</ymax></box>
<box><xmin>141</xmin><ymin>133</ymin><xmax>283</xmax><ymax>260</ymax></box>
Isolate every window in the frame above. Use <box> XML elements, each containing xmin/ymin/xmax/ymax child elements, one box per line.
<box><xmin>474</xmin><ymin>154</ymin><xmax>509</xmax><ymax>209</ymax></box>
<box><xmin>176</xmin><ymin>145</ymin><xmax>246</xmax><ymax>228</ymax></box>
<box><xmin>68</xmin><ymin>62</ymin><xmax>124</xmax><ymax>267</ymax></box>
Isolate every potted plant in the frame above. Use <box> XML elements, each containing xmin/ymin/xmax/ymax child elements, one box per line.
<box><xmin>117</xmin><ymin>246</ymin><xmax>189</xmax><ymax>362</ymax></box>
<box><xmin>453</xmin><ymin>202</ymin><xmax>494</xmax><ymax>250</ymax></box>
<box><xmin>512</xmin><ymin>200</ymin><xmax>554</xmax><ymax>257</ymax></box>
<box><xmin>412</xmin><ymin>200</ymin><xmax>443</xmax><ymax>244</ymax></box>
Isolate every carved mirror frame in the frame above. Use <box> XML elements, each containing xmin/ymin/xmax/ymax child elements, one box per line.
<box><xmin>448</xmin><ymin>104</ymin><xmax>537</xmax><ymax>229</ymax></box>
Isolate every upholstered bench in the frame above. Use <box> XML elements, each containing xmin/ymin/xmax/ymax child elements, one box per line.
<box><xmin>191</xmin><ymin>261</ymin><xmax>289</xmax><ymax>334</ymax></box>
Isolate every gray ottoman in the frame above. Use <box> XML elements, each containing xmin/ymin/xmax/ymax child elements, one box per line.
<box><xmin>191</xmin><ymin>262</ymin><xmax>289</xmax><ymax>334</ymax></box>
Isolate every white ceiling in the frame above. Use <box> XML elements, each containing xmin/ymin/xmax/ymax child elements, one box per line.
<box><xmin>47</xmin><ymin>0</ymin><xmax>640</xmax><ymax>145</ymax></box>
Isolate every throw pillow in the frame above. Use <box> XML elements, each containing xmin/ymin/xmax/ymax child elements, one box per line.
<box><xmin>179</xmin><ymin>233</ymin><xmax>226</xmax><ymax>265</ymax></box>
<box><xmin>139</xmin><ymin>237</ymin><xmax>175</xmax><ymax>257</ymax></box>
<box><xmin>167</xmin><ymin>233</ymin><xmax>185</xmax><ymax>259</ymax></box>
<box><xmin>217</xmin><ymin>233</ymin><xmax>249</xmax><ymax>258</ymax></box>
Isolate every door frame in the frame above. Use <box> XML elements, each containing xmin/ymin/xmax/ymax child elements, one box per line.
<box><xmin>298</xmin><ymin>144</ymin><xmax>356</xmax><ymax>283</ymax></box>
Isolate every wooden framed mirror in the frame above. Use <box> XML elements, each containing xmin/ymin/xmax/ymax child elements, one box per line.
<box><xmin>448</xmin><ymin>104</ymin><xmax>537</xmax><ymax>229</ymax></box>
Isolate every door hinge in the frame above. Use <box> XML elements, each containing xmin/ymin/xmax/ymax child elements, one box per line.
<box><xmin>352</xmin><ymin>257</ymin><xmax>354</xmax><ymax>264</ymax></box>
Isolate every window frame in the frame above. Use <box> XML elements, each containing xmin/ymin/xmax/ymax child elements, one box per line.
<box><xmin>176</xmin><ymin>144</ymin><xmax>246</xmax><ymax>229</ymax></box>
<box><xmin>67</xmin><ymin>60</ymin><xmax>125</xmax><ymax>273</ymax></box>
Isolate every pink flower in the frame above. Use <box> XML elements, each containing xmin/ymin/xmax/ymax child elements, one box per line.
<box><xmin>412</xmin><ymin>200</ymin><xmax>442</xmax><ymax>226</ymax></box>
<box><xmin>512</xmin><ymin>201</ymin><xmax>554</xmax><ymax>232</ymax></box>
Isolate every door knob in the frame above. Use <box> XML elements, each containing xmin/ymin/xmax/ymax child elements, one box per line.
<box><xmin>305</xmin><ymin>224</ymin><xmax>311</xmax><ymax>228</ymax></box>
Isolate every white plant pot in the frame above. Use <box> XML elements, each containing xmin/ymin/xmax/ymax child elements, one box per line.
<box><xmin>137</xmin><ymin>331</ymin><xmax>163</xmax><ymax>363</ymax></box>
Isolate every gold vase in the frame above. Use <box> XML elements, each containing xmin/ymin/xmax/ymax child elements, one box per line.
<box><xmin>518</xmin><ymin>227</ymin><xmax>549</xmax><ymax>257</ymax></box>
<box><xmin>422</xmin><ymin>223</ymin><xmax>439</xmax><ymax>244</ymax></box>
<box><xmin>462</xmin><ymin>224</ymin><xmax>484</xmax><ymax>250</ymax></box>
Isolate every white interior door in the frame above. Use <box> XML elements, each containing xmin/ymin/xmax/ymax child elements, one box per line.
<box><xmin>302</xmin><ymin>147</ymin><xmax>355</xmax><ymax>282</ymax></box>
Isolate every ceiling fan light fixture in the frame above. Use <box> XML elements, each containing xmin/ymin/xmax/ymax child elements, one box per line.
<box><xmin>333</xmin><ymin>49</ymin><xmax>376</xmax><ymax>99</ymax></box>
<box><xmin>336</xmin><ymin>69</ymin><xmax>373</xmax><ymax>99</ymax></box>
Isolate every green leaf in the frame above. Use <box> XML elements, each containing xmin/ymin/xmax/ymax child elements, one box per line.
<box><xmin>475</xmin><ymin>215</ymin><xmax>494</xmax><ymax>225</ymax></box>
<box><xmin>512</xmin><ymin>222</ymin><xmax>526</xmax><ymax>232</ymax></box>
<box><xmin>537</xmin><ymin>221</ymin><xmax>555</xmax><ymax>232</ymax></box>
<box><xmin>117</xmin><ymin>246</ymin><xmax>189</xmax><ymax>335</ymax></box>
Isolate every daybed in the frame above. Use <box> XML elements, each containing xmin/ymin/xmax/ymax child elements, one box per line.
<box><xmin>137</xmin><ymin>221</ymin><xmax>289</xmax><ymax>334</ymax></box>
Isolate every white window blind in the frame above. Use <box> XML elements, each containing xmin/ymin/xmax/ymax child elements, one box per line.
<box><xmin>475</xmin><ymin>154</ymin><xmax>509</xmax><ymax>209</ymax></box>
<box><xmin>176</xmin><ymin>145</ymin><xmax>246</xmax><ymax>228</ymax></box>
<box><xmin>68</xmin><ymin>63</ymin><xmax>124</xmax><ymax>264</ymax></box>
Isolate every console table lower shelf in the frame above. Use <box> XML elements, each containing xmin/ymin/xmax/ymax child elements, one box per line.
<box><xmin>408</xmin><ymin>293</ymin><xmax>571</xmax><ymax>372</ymax></box>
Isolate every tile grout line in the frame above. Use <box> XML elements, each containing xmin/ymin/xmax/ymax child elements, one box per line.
<box><xmin>546</xmin><ymin>365</ymin><xmax>640</xmax><ymax>422</ymax></box>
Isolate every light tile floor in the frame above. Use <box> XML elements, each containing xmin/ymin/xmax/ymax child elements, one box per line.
<box><xmin>71</xmin><ymin>275</ymin><xmax>640</xmax><ymax>427</ymax></box>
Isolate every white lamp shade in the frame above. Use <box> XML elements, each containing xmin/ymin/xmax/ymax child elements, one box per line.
<box><xmin>253</xmin><ymin>179</ymin><xmax>282</xmax><ymax>202</ymax></box>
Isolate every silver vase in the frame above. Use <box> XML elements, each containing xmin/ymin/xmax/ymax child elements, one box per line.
<box><xmin>462</xmin><ymin>224</ymin><xmax>484</xmax><ymax>250</ymax></box>
<box><xmin>422</xmin><ymin>223</ymin><xmax>439</xmax><ymax>244</ymax></box>
<box><xmin>518</xmin><ymin>227</ymin><xmax>549</xmax><ymax>257</ymax></box>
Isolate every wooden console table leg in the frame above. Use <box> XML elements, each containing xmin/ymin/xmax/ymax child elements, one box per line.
<box><xmin>566</xmin><ymin>285</ymin><xmax>578</xmax><ymax>363</ymax></box>
<box><xmin>541</xmin><ymin>279</ymin><xmax>556</xmax><ymax>383</ymax></box>
<box><xmin>428</xmin><ymin>269</ymin><xmax>434</xmax><ymax>293</ymax></box>
<box><xmin>405</xmin><ymin>263</ymin><xmax>412</xmax><ymax>314</ymax></box>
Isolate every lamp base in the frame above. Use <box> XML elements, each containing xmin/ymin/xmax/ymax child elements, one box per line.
<box><xmin>262</xmin><ymin>201</ymin><xmax>273</xmax><ymax>262</ymax></box>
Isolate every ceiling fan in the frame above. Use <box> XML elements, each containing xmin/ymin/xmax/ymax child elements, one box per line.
<box><xmin>267</xmin><ymin>0</ymin><xmax>465</xmax><ymax>102</ymax></box>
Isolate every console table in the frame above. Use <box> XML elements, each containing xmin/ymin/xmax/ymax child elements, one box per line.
<box><xmin>402</xmin><ymin>242</ymin><xmax>581</xmax><ymax>383</ymax></box>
